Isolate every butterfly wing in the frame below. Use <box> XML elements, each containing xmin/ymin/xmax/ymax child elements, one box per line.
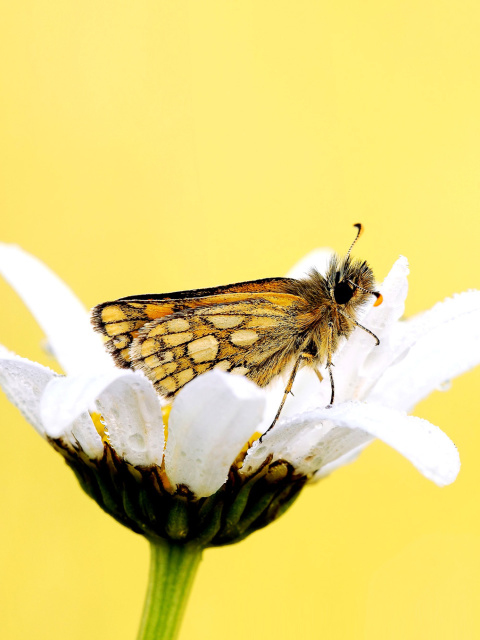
<box><xmin>129</xmin><ymin>295</ymin><xmax>306</xmax><ymax>398</ymax></box>
<box><xmin>92</xmin><ymin>298</ymin><xmax>188</xmax><ymax>369</ymax></box>
<box><xmin>91</xmin><ymin>278</ymin><xmax>297</xmax><ymax>369</ymax></box>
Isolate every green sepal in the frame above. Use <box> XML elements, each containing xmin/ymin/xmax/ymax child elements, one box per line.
<box><xmin>55</xmin><ymin>439</ymin><xmax>308</xmax><ymax>548</ymax></box>
<box><xmin>194</xmin><ymin>501</ymin><xmax>224</xmax><ymax>546</ymax></box>
<box><xmin>165</xmin><ymin>496</ymin><xmax>190</xmax><ymax>541</ymax></box>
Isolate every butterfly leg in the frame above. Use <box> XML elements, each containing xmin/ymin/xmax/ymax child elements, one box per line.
<box><xmin>312</xmin><ymin>365</ymin><xmax>335</xmax><ymax>404</ymax></box>
<box><xmin>326</xmin><ymin>362</ymin><xmax>335</xmax><ymax>405</ymax></box>
<box><xmin>260</xmin><ymin>353</ymin><xmax>311</xmax><ymax>441</ymax></box>
<box><xmin>337</xmin><ymin>308</ymin><xmax>380</xmax><ymax>345</ymax></box>
<box><xmin>326</xmin><ymin>321</ymin><xmax>335</xmax><ymax>405</ymax></box>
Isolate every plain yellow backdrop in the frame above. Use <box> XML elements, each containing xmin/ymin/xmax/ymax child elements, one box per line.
<box><xmin>1</xmin><ymin>2</ymin><xmax>480</xmax><ymax>639</ymax></box>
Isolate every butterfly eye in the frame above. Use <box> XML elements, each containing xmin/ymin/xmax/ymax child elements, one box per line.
<box><xmin>334</xmin><ymin>280</ymin><xmax>355</xmax><ymax>304</ymax></box>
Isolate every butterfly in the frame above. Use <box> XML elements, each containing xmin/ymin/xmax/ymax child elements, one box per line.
<box><xmin>91</xmin><ymin>224</ymin><xmax>382</xmax><ymax>432</ymax></box>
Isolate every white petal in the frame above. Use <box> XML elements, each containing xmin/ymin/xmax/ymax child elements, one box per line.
<box><xmin>95</xmin><ymin>375</ymin><xmax>165</xmax><ymax>466</ymax></box>
<box><xmin>369</xmin><ymin>290</ymin><xmax>480</xmax><ymax>411</ymax></box>
<box><xmin>312</xmin><ymin>445</ymin><xmax>367</xmax><ymax>481</ymax></box>
<box><xmin>286</xmin><ymin>248</ymin><xmax>333</xmax><ymax>278</ymax></box>
<box><xmin>39</xmin><ymin>369</ymin><xmax>155</xmax><ymax>435</ymax></box>
<box><xmin>40</xmin><ymin>374</ymin><xmax>112</xmax><ymax>457</ymax></box>
<box><xmin>40</xmin><ymin>371</ymin><xmax>124</xmax><ymax>437</ymax></box>
<box><xmin>41</xmin><ymin>370</ymin><xmax>162</xmax><ymax>462</ymax></box>
<box><xmin>68</xmin><ymin>412</ymin><xmax>105</xmax><ymax>459</ymax></box>
<box><xmin>165</xmin><ymin>371</ymin><xmax>266</xmax><ymax>498</ymax></box>
<box><xmin>0</xmin><ymin>243</ymin><xmax>113</xmax><ymax>375</ymax></box>
<box><xmin>244</xmin><ymin>402</ymin><xmax>460</xmax><ymax>486</ymax></box>
<box><xmin>241</xmin><ymin>410</ymin><xmax>372</xmax><ymax>479</ymax></box>
<box><xmin>321</xmin><ymin>403</ymin><xmax>459</xmax><ymax>485</ymax></box>
<box><xmin>0</xmin><ymin>345</ymin><xmax>57</xmax><ymax>436</ymax></box>
<box><xmin>365</xmin><ymin>256</ymin><xmax>410</xmax><ymax>333</ymax></box>
<box><xmin>330</xmin><ymin>403</ymin><xmax>460</xmax><ymax>486</ymax></box>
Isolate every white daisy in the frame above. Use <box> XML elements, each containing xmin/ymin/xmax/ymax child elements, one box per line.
<box><xmin>0</xmin><ymin>243</ymin><xmax>478</xmax><ymax>544</ymax></box>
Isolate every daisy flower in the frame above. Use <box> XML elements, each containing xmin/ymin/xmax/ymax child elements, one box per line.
<box><xmin>1</xmin><ymin>243</ymin><xmax>479</xmax><ymax>640</ymax></box>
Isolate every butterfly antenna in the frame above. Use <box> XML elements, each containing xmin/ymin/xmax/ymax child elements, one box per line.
<box><xmin>347</xmin><ymin>279</ymin><xmax>383</xmax><ymax>306</ymax></box>
<box><xmin>345</xmin><ymin>223</ymin><xmax>363</xmax><ymax>260</ymax></box>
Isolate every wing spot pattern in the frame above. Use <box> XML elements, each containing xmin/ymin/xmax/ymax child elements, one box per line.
<box><xmin>195</xmin><ymin>363</ymin><xmax>212</xmax><ymax>374</ymax></box>
<box><xmin>120</xmin><ymin>347</ymin><xmax>131</xmax><ymax>362</ymax></box>
<box><xmin>106</xmin><ymin>320</ymin><xmax>144</xmax><ymax>337</ymax></box>
<box><xmin>207</xmin><ymin>315</ymin><xmax>244</xmax><ymax>329</ymax></box>
<box><xmin>113</xmin><ymin>335</ymin><xmax>130</xmax><ymax>349</ymax></box>
<box><xmin>153</xmin><ymin>366</ymin><xmax>166</xmax><ymax>381</ymax></box>
<box><xmin>175</xmin><ymin>368</ymin><xmax>194</xmax><ymax>386</ymax></box>
<box><xmin>245</xmin><ymin>316</ymin><xmax>278</xmax><ymax>329</ymax></box>
<box><xmin>145</xmin><ymin>354</ymin><xmax>162</xmax><ymax>368</ymax></box>
<box><xmin>187</xmin><ymin>335</ymin><xmax>219</xmax><ymax>362</ymax></box>
<box><xmin>141</xmin><ymin>338</ymin><xmax>160</xmax><ymax>358</ymax></box>
<box><xmin>163</xmin><ymin>331</ymin><xmax>194</xmax><ymax>347</ymax></box>
<box><xmin>159</xmin><ymin>377</ymin><xmax>177</xmax><ymax>393</ymax></box>
<box><xmin>167</xmin><ymin>317</ymin><xmax>191</xmax><ymax>333</ymax></box>
<box><xmin>149</xmin><ymin>323</ymin><xmax>168</xmax><ymax>337</ymax></box>
<box><xmin>101</xmin><ymin>305</ymin><xmax>127</xmax><ymax>323</ymax></box>
<box><xmin>231</xmin><ymin>366</ymin><xmax>249</xmax><ymax>376</ymax></box>
<box><xmin>230</xmin><ymin>329</ymin><xmax>259</xmax><ymax>347</ymax></box>
<box><xmin>214</xmin><ymin>360</ymin><xmax>232</xmax><ymax>372</ymax></box>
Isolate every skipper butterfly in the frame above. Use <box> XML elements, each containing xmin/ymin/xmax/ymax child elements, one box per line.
<box><xmin>91</xmin><ymin>224</ymin><xmax>382</xmax><ymax>432</ymax></box>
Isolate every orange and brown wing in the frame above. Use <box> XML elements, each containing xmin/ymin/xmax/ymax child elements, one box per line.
<box><xmin>91</xmin><ymin>298</ymin><xmax>177</xmax><ymax>368</ymax></box>
<box><xmin>117</xmin><ymin>277</ymin><xmax>295</xmax><ymax>302</ymax></box>
<box><xmin>91</xmin><ymin>278</ymin><xmax>298</xmax><ymax>369</ymax></box>
<box><xmin>129</xmin><ymin>295</ymin><xmax>305</xmax><ymax>398</ymax></box>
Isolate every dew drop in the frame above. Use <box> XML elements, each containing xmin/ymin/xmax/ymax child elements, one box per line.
<box><xmin>128</xmin><ymin>433</ymin><xmax>146</xmax><ymax>452</ymax></box>
<box><xmin>437</xmin><ymin>379</ymin><xmax>452</xmax><ymax>392</ymax></box>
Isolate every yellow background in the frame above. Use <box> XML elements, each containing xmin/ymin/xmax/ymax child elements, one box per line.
<box><xmin>1</xmin><ymin>2</ymin><xmax>480</xmax><ymax>638</ymax></box>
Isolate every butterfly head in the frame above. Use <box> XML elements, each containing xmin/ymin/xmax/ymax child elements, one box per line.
<box><xmin>328</xmin><ymin>224</ymin><xmax>383</xmax><ymax>309</ymax></box>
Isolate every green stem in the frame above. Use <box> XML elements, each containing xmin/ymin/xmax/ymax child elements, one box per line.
<box><xmin>137</xmin><ymin>539</ymin><xmax>203</xmax><ymax>640</ymax></box>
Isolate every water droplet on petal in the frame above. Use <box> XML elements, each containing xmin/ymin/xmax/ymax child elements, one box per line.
<box><xmin>437</xmin><ymin>379</ymin><xmax>452</xmax><ymax>392</ymax></box>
